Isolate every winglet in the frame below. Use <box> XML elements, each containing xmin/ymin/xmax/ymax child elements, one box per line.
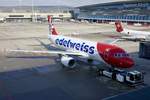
<box><xmin>48</xmin><ymin>15</ymin><xmax>58</xmax><ymax>35</ymax></box>
<box><xmin>115</xmin><ymin>21</ymin><xmax>123</xmax><ymax>32</ymax></box>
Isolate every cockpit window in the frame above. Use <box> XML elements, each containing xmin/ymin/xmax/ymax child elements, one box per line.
<box><xmin>114</xmin><ymin>53</ymin><xmax>129</xmax><ymax>58</ymax></box>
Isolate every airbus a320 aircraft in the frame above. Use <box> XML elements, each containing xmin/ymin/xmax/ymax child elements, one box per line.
<box><xmin>8</xmin><ymin>16</ymin><xmax>134</xmax><ymax>69</ymax></box>
<box><xmin>115</xmin><ymin>21</ymin><xmax>150</xmax><ymax>41</ymax></box>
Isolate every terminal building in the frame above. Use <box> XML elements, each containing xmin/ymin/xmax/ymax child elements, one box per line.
<box><xmin>0</xmin><ymin>6</ymin><xmax>73</xmax><ymax>22</ymax></box>
<box><xmin>77</xmin><ymin>0</ymin><xmax>150</xmax><ymax>24</ymax></box>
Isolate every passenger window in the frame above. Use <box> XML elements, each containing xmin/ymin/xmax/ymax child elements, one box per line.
<box><xmin>126</xmin><ymin>54</ymin><xmax>129</xmax><ymax>56</ymax></box>
<box><xmin>114</xmin><ymin>54</ymin><xmax>117</xmax><ymax>57</ymax></box>
<box><xmin>114</xmin><ymin>53</ymin><xmax>129</xmax><ymax>58</ymax></box>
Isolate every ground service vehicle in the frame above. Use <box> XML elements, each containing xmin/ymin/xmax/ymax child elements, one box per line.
<box><xmin>99</xmin><ymin>68</ymin><xmax>144</xmax><ymax>86</ymax></box>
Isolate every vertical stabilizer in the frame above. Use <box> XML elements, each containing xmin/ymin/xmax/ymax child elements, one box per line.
<box><xmin>115</xmin><ymin>21</ymin><xmax>123</xmax><ymax>32</ymax></box>
<box><xmin>48</xmin><ymin>16</ymin><xmax>58</xmax><ymax>35</ymax></box>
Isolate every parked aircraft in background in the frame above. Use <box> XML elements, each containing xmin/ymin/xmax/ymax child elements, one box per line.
<box><xmin>115</xmin><ymin>21</ymin><xmax>150</xmax><ymax>41</ymax></box>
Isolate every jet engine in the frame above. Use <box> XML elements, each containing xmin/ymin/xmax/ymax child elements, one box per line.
<box><xmin>60</xmin><ymin>56</ymin><xmax>76</xmax><ymax>68</ymax></box>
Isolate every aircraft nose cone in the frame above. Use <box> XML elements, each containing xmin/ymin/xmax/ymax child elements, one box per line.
<box><xmin>126</xmin><ymin>59</ymin><xmax>134</xmax><ymax>68</ymax></box>
<box><xmin>119</xmin><ymin>58</ymin><xmax>134</xmax><ymax>68</ymax></box>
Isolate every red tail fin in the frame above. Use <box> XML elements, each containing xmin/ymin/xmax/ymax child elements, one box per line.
<box><xmin>115</xmin><ymin>21</ymin><xmax>123</xmax><ymax>32</ymax></box>
<box><xmin>48</xmin><ymin>16</ymin><xmax>58</xmax><ymax>35</ymax></box>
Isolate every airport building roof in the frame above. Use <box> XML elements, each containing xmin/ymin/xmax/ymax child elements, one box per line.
<box><xmin>0</xmin><ymin>6</ymin><xmax>74</xmax><ymax>13</ymax></box>
<box><xmin>77</xmin><ymin>0</ymin><xmax>150</xmax><ymax>23</ymax></box>
<box><xmin>78</xmin><ymin>0</ymin><xmax>149</xmax><ymax>9</ymax></box>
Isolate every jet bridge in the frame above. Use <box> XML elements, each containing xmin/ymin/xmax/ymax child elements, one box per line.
<box><xmin>139</xmin><ymin>41</ymin><xmax>150</xmax><ymax>59</ymax></box>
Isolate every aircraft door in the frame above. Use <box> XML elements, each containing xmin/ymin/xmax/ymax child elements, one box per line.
<box><xmin>103</xmin><ymin>51</ymin><xmax>109</xmax><ymax>61</ymax></box>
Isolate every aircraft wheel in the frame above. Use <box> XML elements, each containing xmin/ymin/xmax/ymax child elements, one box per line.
<box><xmin>112</xmin><ymin>72</ymin><xmax>116</xmax><ymax>80</ymax></box>
<box><xmin>98</xmin><ymin>69</ymin><xmax>104</xmax><ymax>76</ymax></box>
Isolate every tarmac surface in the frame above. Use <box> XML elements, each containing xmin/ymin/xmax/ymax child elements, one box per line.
<box><xmin>104</xmin><ymin>86</ymin><xmax>150</xmax><ymax>100</ymax></box>
<box><xmin>0</xmin><ymin>22</ymin><xmax>150</xmax><ymax>100</ymax></box>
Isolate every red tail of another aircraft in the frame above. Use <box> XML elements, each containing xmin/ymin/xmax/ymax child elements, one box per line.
<box><xmin>48</xmin><ymin>16</ymin><xmax>58</xmax><ymax>35</ymax></box>
<box><xmin>115</xmin><ymin>21</ymin><xmax>123</xmax><ymax>32</ymax></box>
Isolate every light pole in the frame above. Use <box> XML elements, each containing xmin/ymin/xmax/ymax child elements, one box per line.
<box><xmin>18</xmin><ymin>0</ymin><xmax>22</xmax><ymax>9</ymax></box>
<box><xmin>32</xmin><ymin>0</ymin><xmax>36</xmax><ymax>22</ymax></box>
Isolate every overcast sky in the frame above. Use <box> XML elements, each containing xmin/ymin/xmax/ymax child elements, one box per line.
<box><xmin>0</xmin><ymin>0</ymin><xmax>128</xmax><ymax>7</ymax></box>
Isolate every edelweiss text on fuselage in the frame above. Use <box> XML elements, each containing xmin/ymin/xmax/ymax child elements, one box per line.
<box><xmin>55</xmin><ymin>38</ymin><xmax>95</xmax><ymax>54</ymax></box>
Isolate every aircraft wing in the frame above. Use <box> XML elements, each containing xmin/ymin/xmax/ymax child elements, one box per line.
<box><xmin>121</xmin><ymin>36</ymin><xmax>145</xmax><ymax>41</ymax></box>
<box><xmin>121</xmin><ymin>36</ymin><xmax>136</xmax><ymax>40</ymax></box>
<box><xmin>6</xmin><ymin>49</ymin><xmax>89</xmax><ymax>57</ymax></box>
<box><xmin>103</xmin><ymin>39</ymin><xmax>123</xmax><ymax>44</ymax></box>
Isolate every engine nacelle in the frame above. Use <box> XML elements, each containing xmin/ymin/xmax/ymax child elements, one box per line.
<box><xmin>60</xmin><ymin>56</ymin><xmax>76</xmax><ymax>68</ymax></box>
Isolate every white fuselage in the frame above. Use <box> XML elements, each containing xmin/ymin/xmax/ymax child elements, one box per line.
<box><xmin>48</xmin><ymin>35</ymin><xmax>104</xmax><ymax>62</ymax></box>
<box><xmin>122</xmin><ymin>29</ymin><xmax>150</xmax><ymax>39</ymax></box>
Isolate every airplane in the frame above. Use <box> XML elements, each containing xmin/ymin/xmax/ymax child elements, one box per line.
<box><xmin>115</xmin><ymin>21</ymin><xmax>150</xmax><ymax>41</ymax></box>
<box><xmin>7</xmin><ymin>16</ymin><xmax>134</xmax><ymax>69</ymax></box>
